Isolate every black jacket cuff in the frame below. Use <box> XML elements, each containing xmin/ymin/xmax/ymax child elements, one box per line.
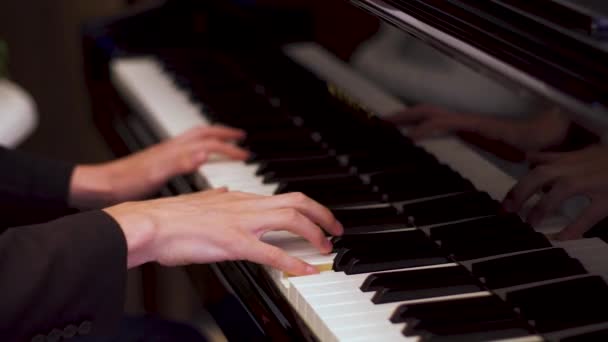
<box><xmin>0</xmin><ymin>147</ymin><xmax>75</xmax><ymax>208</ymax></box>
<box><xmin>0</xmin><ymin>210</ymin><xmax>127</xmax><ymax>341</ymax></box>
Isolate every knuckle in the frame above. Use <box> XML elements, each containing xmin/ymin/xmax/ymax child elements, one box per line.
<box><xmin>265</xmin><ymin>246</ymin><xmax>283</xmax><ymax>265</ymax></box>
<box><xmin>179</xmin><ymin>154</ymin><xmax>196</xmax><ymax>172</ymax></box>
<box><xmin>289</xmin><ymin>192</ymin><xmax>309</xmax><ymax>205</ymax></box>
<box><xmin>192</xmin><ymin>126</ymin><xmax>208</xmax><ymax>138</ymax></box>
<box><xmin>282</xmin><ymin>208</ymin><xmax>300</xmax><ymax>222</ymax></box>
<box><xmin>205</xmin><ymin>139</ymin><xmax>221</xmax><ymax>148</ymax></box>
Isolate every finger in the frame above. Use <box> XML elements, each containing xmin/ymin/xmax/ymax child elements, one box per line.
<box><xmin>196</xmin><ymin>140</ymin><xmax>250</xmax><ymax>160</ymax></box>
<box><xmin>214</xmin><ymin>191</ymin><xmax>263</xmax><ymax>202</ymax></box>
<box><xmin>526</xmin><ymin>181</ymin><xmax>577</xmax><ymax>226</ymax></box>
<box><xmin>182</xmin><ymin>125</ymin><xmax>246</xmax><ymax>141</ymax></box>
<box><xmin>557</xmin><ymin>203</ymin><xmax>608</xmax><ymax>240</ymax></box>
<box><xmin>190</xmin><ymin>187</ymin><xmax>229</xmax><ymax>199</ymax></box>
<box><xmin>244</xmin><ymin>241</ymin><xmax>319</xmax><ymax>276</ymax></box>
<box><xmin>503</xmin><ymin>166</ymin><xmax>558</xmax><ymax>213</ymax></box>
<box><xmin>259</xmin><ymin>208</ymin><xmax>333</xmax><ymax>254</ymax></box>
<box><xmin>259</xmin><ymin>192</ymin><xmax>343</xmax><ymax>236</ymax></box>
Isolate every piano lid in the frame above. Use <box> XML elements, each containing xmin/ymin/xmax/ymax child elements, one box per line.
<box><xmin>349</xmin><ymin>0</ymin><xmax>608</xmax><ymax>135</ymax></box>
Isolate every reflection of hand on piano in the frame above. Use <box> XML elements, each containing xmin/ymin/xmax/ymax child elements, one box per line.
<box><xmin>387</xmin><ymin>105</ymin><xmax>570</xmax><ymax>152</ymax></box>
<box><xmin>103</xmin><ymin>188</ymin><xmax>343</xmax><ymax>275</ymax></box>
<box><xmin>69</xmin><ymin>125</ymin><xmax>249</xmax><ymax>209</ymax></box>
<box><xmin>504</xmin><ymin>145</ymin><xmax>608</xmax><ymax>240</ymax></box>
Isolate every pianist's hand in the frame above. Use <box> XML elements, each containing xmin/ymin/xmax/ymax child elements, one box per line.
<box><xmin>503</xmin><ymin>145</ymin><xmax>608</xmax><ymax>240</ymax></box>
<box><xmin>104</xmin><ymin>188</ymin><xmax>343</xmax><ymax>275</ymax></box>
<box><xmin>70</xmin><ymin>125</ymin><xmax>249</xmax><ymax>209</ymax></box>
<box><xmin>387</xmin><ymin>105</ymin><xmax>569</xmax><ymax>152</ymax></box>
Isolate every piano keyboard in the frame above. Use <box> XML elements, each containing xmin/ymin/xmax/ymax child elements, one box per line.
<box><xmin>110</xmin><ymin>43</ymin><xmax>608</xmax><ymax>341</ymax></box>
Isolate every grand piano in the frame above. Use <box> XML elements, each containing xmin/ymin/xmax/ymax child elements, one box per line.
<box><xmin>83</xmin><ymin>0</ymin><xmax>608</xmax><ymax>340</ymax></box>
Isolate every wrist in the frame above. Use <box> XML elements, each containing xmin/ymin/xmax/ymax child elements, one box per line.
<box><xmin>69</xmin><ymin>164</ymin><xmax>116</xmax><ymax>209</ymax></box>
<box><xmin>103</xmin><ymin>202</ymin><xmax>158</xmax><ymax>269</ymax></box>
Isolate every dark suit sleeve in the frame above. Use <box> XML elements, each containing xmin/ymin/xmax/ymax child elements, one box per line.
<box><xmin>0</xmin><ymin>146</ymin><xmax>74</xmax><ymax>207</ymax></box>
<box><xmin>0</xmin><ymin>210</ymin><xmax>127</xmax><ymax>341</ymax></box>
<box><xmin>0</xmin><ymin>147</ymin><xmax>77</xmax><ymax>228</ymax></box>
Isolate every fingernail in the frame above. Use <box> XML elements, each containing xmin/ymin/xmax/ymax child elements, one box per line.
<box><xmin>336</xmin><ymin>220</ymin><xmax>345</xmax><ymax>236</ymax></box>
<box><xmin>324</xmin><ymin>239</ymin><xmax>333</xmax><ymax>252</ymax></box>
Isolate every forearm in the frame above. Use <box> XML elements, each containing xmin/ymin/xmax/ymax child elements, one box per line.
<box><xmin>69</xmin><ymin>164</ymin><xmax>115</xmax><ymax>209</ymax></box>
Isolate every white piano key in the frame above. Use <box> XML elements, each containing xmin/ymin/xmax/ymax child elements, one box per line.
<box><xmin>199</xmin><ymin>161</ymin><xmax>279</xmax><ymax>195</ymax></box>
<box><xmin>111</xmin><ymin>57</ymin><xmax>210</xmax><ymax>139</ymax></box>
<box><xmin>290</xmin><ymin>264</ymin><xmax>491</xmax><ymax>341</ymax></box>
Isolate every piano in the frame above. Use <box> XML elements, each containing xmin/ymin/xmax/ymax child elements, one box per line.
<box><xmin>83</xmin><ymin>0</ymin><xmax>608</xmax><ymax>340</ymax></box>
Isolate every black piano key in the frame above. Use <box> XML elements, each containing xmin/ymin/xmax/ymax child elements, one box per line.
<box><xmin>340</xmin><ymin>223</ymin><xmax>411</xmax><ymax>235</ymax></box>
<box><xmin>429</xmin><ymin>214</ymin><xmax>531</xmax><ymax>242</ymax></box>
<box><xmin>341</xmin><ymin>248</ymin><xmax>448</xmax><ymax>274</ymax></box>
<box><xmin>472</xmin><ymin>248</ymin><xmax>588</xmax><ymax>289</ymax></box>
<box><xmin>402</xmin><ymin>300</ymin><xmax>524</xmax><ymax>337</ymax></box>
<box><xmin>349</xmin><ymin>151</ymin><xmax>441</xmax><ymax>174</ymax></box>
<box><xmin>373</xmin><ymin>283</ymin><xmax>482</xmax><ymax>304</ymax></box>
<box><xmin>400</xmin><ymin>191</ymin><xmax>501</xmax><ymax>226</ymax></box>
<box><xmin>263</xmin><ymin>166</ymin><xmax>350</xmax><ymax>184</ymax></box>
<box><xmin>276</xmin><ymin>174</ymin><xmax>364</xmax><ymax>193</ymax></box>
<box><xmin>241</xmin><ymin>129</ymin><xmax>315</xmax><ymax>145</ymax></box>
<box><xmin>416</xmin><ymin>321</ymin><xmax>532</xmax><ymax>342</ymax></box>
<box><xmin>331</xmin><ymin>206</ymin><xmax>405</xmax><ymax>230</ymax></box>
<box><xmin>333</xmin><ymin>236</ymin><xmax>439</xmax><ymax>270</ymax></box>
<box><xmin>442</xmin><ymin>231</ymin><xmax>552</xmax><ymax>261</ymax></box>
<box><xmin>256</xmin><ymin>156</ymin><xmax>342</xmax><ymax>176</ymax></box>
<box><xmin>275</xmin><ymin>175</ymin><xmax>385</xmax><ymax>207</ymax></box>
<box><xmin>249</xmin><ymin>148</ymin><xmax>330</xmax><ymax>162</ymax></box>
<box><xmin>381</xmin><ymin>176</ymin><xmax>475</xmax><ymax>203</ymax></box>
<box><xmin>304</xmin><ymin>189</ymin><xmax>385</xmax><ymax>208</ymax></box>
<box><xmin>390</xmin><ymin>294</ymin><xmax>510</xmax><ymax>323</ymax></box>
<box><xmin>348</xmin><ymin>146</ymin><xmax>440</xmax><ymax>169</ymax></box>
<box><xmin>332</xmin><ymin>230</ymin><xmax>442</xmax><ymax>272</ymax></box>
<box><xmin>361</xmin><ymin>266</ymin><xmax>482</xmax><ymax>303</ymax></box>
<box><xmin>246</xmin><ymin>140</ymin><xmax>324</xmax><ymax>156</ymax></box>
<box><xmin>506</xmin><ymin>276</ymin><xmax>608</xmax><ymax>332</ymax></box>
<box><xmin>331</xmin><ymin>228</ymin><xmax>419</xmax><ymax>251</ymax></box>
<box><xmin>368</xmin><ymin>164</ymin><xmax>464</xmax><ymax>186</ymax></box>
<box><xmin>346</xmin><ymin>255</ymin><xmax>449</xmax><ymax>275</ymax></box>
<box><xmin>362</xmin><ymin>265</ymin><xmax>473</xmax><ymax>292</ymax></box>
<box><xmin>224</xmin><ymin>115</ymin><xmax>298</xmax><ymax>131</ymax></box>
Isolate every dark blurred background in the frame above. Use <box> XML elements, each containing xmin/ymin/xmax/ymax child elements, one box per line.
<box><xmin>0</xmin><ymin>0</ymin><xmax>152</xmax><ymax>163</ymax></box>
<box><xmin>0</xmin><ymin>0</ymin><xmax>215</xmax><ymax>329</ymax></box>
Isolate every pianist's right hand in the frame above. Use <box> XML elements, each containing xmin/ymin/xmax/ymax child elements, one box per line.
<box><xmin>103</xmin><ymin>188</ymin><xmax>344</xmax><ymax>276</ymax></box>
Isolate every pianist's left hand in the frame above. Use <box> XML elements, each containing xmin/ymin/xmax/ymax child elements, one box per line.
<box><xmin>503</xmin><ymin>145</ymin><xmax>608</xmax><ymax>240</ymax></box>
<box><xmin>69</xmin><ymin>125</ymin><xmax>249</xmax><ymax>209</ymax></box>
